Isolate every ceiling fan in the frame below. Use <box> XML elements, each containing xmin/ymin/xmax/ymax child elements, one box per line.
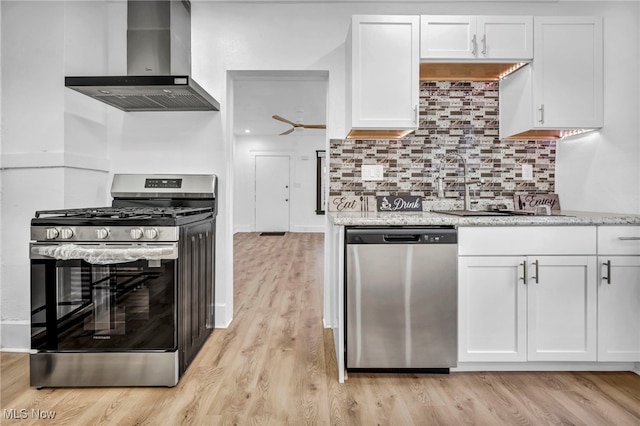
<box><xmin>272</xmin><ymin>114</ymin><xmax>326</xmax><ymax>135</ymax></box>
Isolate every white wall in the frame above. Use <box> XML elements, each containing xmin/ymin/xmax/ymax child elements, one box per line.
<box><xmin>234</xmin><ymin>133</ymin><xmax>325</xmax><ymax>233</ymax></box>
<box><xmin>191</xmin><ymin>0</ymin><xmax>640</xmax><ymax>214</ymax></box>
<box><xmin>555</xmin><ymin>1</ymin><xmax>640</xmax><ymax>214</ymax></box>
<box><xmin>1</xmin><ymin>1</ymin><xmax>110</xmax><ymax>349</ymax></box>
<box><xmin>1</xmin><ymin>0</ymin><xmax>639</xmax><ymax>349</ymax></box>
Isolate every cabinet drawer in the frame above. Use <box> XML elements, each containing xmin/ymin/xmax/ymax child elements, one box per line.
<box><xmin>598</xmin><ymin>226</ymin><xmax>640</xmax><ymax>255</ymax></box>
<box><xmin>459</xmin><ymin>226</ymin><xmax>596</xmax><ymax>256</ymax></box>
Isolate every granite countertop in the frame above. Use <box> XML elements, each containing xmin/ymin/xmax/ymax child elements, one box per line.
<box><xmin>328</xmin><ymin>210</ymin><xmax>640</xmax><ymax>227</ymax></box>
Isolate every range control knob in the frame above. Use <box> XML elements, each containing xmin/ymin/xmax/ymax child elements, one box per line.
<box><xmin>95</xmin><ymin>228</ymin><xmax>109</xmax><ymax>239</ymax></box>
<box><xmin>60</xmin><ymin>228</ymin><xmax>74</xmax><ymax>239</ymax></box>
<box><xmin>130</xmin><ymin>228</ymin><xmax>144</xmax><ymax>240</ymax></box>
<box><xmin>144</xmin><ymin>228</ymin><xmax>158</xmax><ymax>240</ymax></box>
<box><xmin>45</xmin><ymin>228</ymin><xmax>59</xmax><ymax>240</ymax></box>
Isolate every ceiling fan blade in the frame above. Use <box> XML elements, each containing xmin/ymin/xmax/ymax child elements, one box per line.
<box><xmin>301</xmin><ymin>124</ymin><xmax>326</xmax><ymax>129</ymax></box>
<box><xmin>279</xmin><ymin>127</ymin><xmax>295</xmax><ymax>135</ymax></box>
<box><xmin>272</xmin><ymin>115</ymin><xmax>296</xmax><ymax>126</ymax></box>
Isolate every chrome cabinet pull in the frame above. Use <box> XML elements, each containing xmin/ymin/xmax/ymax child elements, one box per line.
<box><xmin>531</xmin><ymin>260</ymin><xmax>539</xmax><ymax>284</ymax></box>
<box><xmin>537</xmin><ymin>105</ymin><xmax>545</xmax><ymax>124</ymax></box>
<box><xmin>520</xmin><ymin>261</ymin><xmax>527</xmax><ymax>285</ymax></box>
<box><xmin>602</xmin><ymin>260</ymin><xmax>611</xmax><ymax>284</ymax></box>
<box><xmin>481</xmin><ymin>34</ymin><xmax>487</xmax><ymax>55</ymax></box>
<box><xmin>618</xmin><ymin>236</ymin><xmax>640</xmax><ymax>241</ymax></box>
<box><xmin>414</xmin><ymin>104</ymin><xmax>419</xmax><ymax>125</ymax></box>
<box><xmin>471</xmin><ymin>34</ymin><xmax>477</xmax><ymax>56</ymax></box>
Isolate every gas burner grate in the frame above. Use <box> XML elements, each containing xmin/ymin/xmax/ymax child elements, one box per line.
<box><xmin>34</xmin><ymin>206</ymin><xmax>213</xmax><ymax>220</ymax></box>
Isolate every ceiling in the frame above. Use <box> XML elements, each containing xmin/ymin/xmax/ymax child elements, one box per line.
<box><xmin>232</xmin><ymin>71</ymin><xmax>328</xmax><ymax>137</ymax></box>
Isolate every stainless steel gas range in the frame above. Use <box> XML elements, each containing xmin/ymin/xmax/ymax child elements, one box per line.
<box><xmin>29</xmin><ymin>174</ymin><xmax>217</xmax><ymax>387</ymax></box>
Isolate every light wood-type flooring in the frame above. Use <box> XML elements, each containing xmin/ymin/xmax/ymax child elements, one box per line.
<box><xmin>2</xmin><ymin>232</ymin><xmax>639</xmax><ymax>425</ymax></box>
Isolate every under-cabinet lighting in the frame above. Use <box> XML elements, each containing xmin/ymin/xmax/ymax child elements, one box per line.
<box><xmin>558</xmin><ymin>128</ymin><xmax>597</xmax><ymax>139</ymax></box>
<box><xmin>505</xmin><ymin>128</ymin><xmax>598</xmax><ymax>140</ymax></box>
<box><xmin>498</xmin><ymin>62</ymin><xmax>527</xmax><ymax>79</ymax></box>
<box><xmin>419</xmin><ymin>62</ymin><xmax>529</xmax><ymax>81</ymax></box>
<box><xmin>346</xmin><ymin>129</ymin><xmax>415</xmax><ymax>139</ymax></box>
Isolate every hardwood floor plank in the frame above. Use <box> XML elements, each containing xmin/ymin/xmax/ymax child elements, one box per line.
<box><xmin>2</xmin><ymin>232</ymin><xmax>639</xmax><ymax>426</ymax></box>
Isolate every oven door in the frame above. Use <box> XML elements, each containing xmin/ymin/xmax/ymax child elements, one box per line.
<box><xmin>30</xmin><ymin>242</ymin><xmax>178</xmax><ymax>352</ymax></box>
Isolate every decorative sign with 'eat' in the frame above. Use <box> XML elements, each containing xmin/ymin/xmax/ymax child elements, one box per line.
<box><xmin>376</xmin><ymin>196</ymin><xmax>423</xmax><ymax>212</ymax></box>
<box><xmin>328</xmin><ymin>196</ymin><xmax>375</xmax><ymax>212</ymax></box>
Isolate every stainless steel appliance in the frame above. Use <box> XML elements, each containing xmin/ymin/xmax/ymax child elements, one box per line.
<box><xmin>345</xmin><ymin>227</ymin><xmax>458</xmax><ymax>372</ymax></box>
<box><xmin>65</xmin><ymin>0</ymin><xmax>220</xmax><ymax>111</ymax></box>
<box><xmin>29</xmin><ymin>174</ymin><xmax>217</xmax><ymax>387</ymax></box>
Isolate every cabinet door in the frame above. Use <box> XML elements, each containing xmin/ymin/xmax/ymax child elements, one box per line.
<box><xmin>597</xmin><ymin>256</ymin><xmax>640</xmax><ymax>362</ymax></box>
<box><xmin>527</xmin><ymin>256</ymin><xmax>597</xmax><ymax>361</ymax></box>
<box><xmin>477</xmin><ymin>16</ymin><xmax>532</xmax><ymax>60</ymax></box>
<box><xmin>533</xmin><ymin>17</ymin><xmax>603</xmax><ymax>128</ymax></box>
<box><xmin>420</xmin><ymin>15</ymin><xmax>475</xmax><ymax>59</ymax></box>
<box><xmin>350</xmin><ymin>15</ymin><xmax>419</xmax><ymax>132</ymax></box>
<box><xmin>458</xmin><ymin>256</ymin><xmax>527</xmax><ymax>362</ymax></box>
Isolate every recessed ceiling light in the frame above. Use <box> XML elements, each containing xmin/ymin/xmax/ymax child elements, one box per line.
<box><xmin>244</xmin><ymin>129</ymin><xmax>251</xmax><ymax>133</ymax></box>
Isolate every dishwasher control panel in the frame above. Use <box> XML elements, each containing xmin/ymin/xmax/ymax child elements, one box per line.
<box><xmin>423</xmin><ymin>232</ymin><xmax>457</xmax><ymax>244</ymax></box>
<box><xmin>346</xmin><ymin>227</ymin><xmax>457</xmax><ymax>244</ymax></box>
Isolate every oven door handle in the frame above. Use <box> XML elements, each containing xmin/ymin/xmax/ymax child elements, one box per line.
<box><xmin>30</xmin><ymin>243</ymin><xmax>178</xmax><ymax>264</ymax></box>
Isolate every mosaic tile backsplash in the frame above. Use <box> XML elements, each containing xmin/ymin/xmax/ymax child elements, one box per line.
<box><xmin>330</xmin><ymin>81</ymin><xmax>556</xmax><ymax>210</ymax></box>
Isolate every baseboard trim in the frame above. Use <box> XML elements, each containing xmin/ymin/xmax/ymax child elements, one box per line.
<box><xmin>233</xmin><ymin>225</ymin><xmax>252</xmax><ymax>233</ymax></box>
<box><xmin>1</xmin><ymin>321</ymin><xmax>30</xmax><ymax>351</ymax></box>
<box><xmin>290</xmin><ymin>225</ymin><xmax>324</xmax><ymax>233</ymax></box>
<box><xmin>454</xmin><ymin>361</ymin><xmax>637</xmax><ymax>372</ymax></box>
<box><xmin>214</xmin><ymin>303</ymin><xmax>232</xmax><ymax>328</ymax></box>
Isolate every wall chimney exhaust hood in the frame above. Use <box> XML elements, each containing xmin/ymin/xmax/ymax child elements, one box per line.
<box><xmin>65</xmin><ymin>0</ymin><xmax>219</xmax><ymax>112</ymax></box>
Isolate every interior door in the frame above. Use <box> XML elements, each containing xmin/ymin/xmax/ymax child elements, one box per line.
<box><xmin>255</xmin><ymin>155</ymin><xmax>290</xmax><ymax>232</ymax></box>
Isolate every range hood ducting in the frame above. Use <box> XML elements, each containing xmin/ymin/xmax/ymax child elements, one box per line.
<box><xmin>65</xmin><ymin>0</ymin><xmax>219</xmax><ymax>112</ymax></box>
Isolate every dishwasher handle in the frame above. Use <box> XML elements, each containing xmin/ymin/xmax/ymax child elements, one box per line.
<box><xmin>383</xmin><ymin>234</ymin><xmax>421</xmax><ymax>243</ymax></box>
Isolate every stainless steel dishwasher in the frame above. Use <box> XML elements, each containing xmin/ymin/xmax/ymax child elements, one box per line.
<box><xmin>345</xmin><ymin>227</ymin><xmax>457</xmax><ymax>372</ymax></box>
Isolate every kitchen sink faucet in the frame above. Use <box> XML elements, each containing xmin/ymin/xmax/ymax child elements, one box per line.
<box><xmin>439</xmin><ymin>153</ymin><xmax>482</xmax><ymax>211</ymax></box>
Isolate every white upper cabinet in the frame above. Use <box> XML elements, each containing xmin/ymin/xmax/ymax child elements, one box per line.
<box><xmin>420</xmin><ymin>16</ymin><xmax>476</xmax><ymax>60</ymax></box>
<box><xmin>346</xmin><ymin>15</ymin><xmax>420</xmax><ymax>139</ymax></box>
<box><xmin>500</xmin><ymin>16</ymin><xmax>603</xmax><ymax>139</ymax></box>
<box><xmin>420</xmin><ymin>15</ymin><xmax>533</xmax><ymax>61</ymax></box>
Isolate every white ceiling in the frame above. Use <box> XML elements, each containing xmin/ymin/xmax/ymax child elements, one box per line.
<box><xmin>232</xmin><ymin>71</ymin><xmax>328</xmax><ymax>137</ymax></box>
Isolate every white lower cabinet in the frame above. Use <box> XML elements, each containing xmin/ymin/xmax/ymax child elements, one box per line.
<box><xmin>597</xmin><ymin>226</ymin><xmax>640</xmax><ymax>362</ymax></box>
<box><xmin>526</xmin><ymin>256</ymin><xmax>597</xmax><ymax>361</ymax></box>
<box><xmin>458</xmin><ymin>226</ymin><xmax>598</xmax><ymax>363</ymax></box>
<box><xmin>458</xmin><ymin>256</ymin><xmax>526</xmax><ymax>362</ymax></box>
<box><xmin>459</xmin><ymin>255</ymin><xmax>597</xmax><ymax>362</ymax></box>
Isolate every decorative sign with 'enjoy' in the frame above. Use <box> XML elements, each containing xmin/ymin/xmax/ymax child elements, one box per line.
<box><xmin>376</xmin><ymin>196</ymin><xmax>423</xmax><ymax>212</ymax></box>
<box><xmin>514</xmin><ymin>193</ymin><xmax>561</xmax><ymax>211</ymax></box>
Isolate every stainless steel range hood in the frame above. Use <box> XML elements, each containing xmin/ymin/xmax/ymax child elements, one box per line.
<box><xmin>65</xmin><ymin>0</ymin><xmax>219</xmax><ymax>111</ymax></box>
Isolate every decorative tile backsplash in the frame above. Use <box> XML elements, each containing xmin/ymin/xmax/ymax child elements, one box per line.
<box><xmin>329</xmin><ymin>81</ymin><xmax>556</xmax><ymax>210</ymax></box>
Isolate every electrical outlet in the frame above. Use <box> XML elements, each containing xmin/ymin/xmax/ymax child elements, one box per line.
<box><xmin>522</xmin><ymin>164</ymin><xmax>533</xmax><ymax>181</ymax></box>
<box><xmin>361</xmin><ymin>164</ymin><xmax>384</xmax><ymax>181</ymax></box>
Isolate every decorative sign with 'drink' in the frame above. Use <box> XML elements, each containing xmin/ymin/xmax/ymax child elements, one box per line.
<box><xmin>376</xmin><ymin>196</ymin><xmax>423</xmax><ymax>212</ymax></box>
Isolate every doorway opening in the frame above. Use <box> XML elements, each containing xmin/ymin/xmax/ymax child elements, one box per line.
<box><xmin>228</xmin><ymin>69</ymin><xmax>329</xmax><ymax>327</ymax></box>
<box><xmin>229</xmin><ymin>70</ymin><xmax>329</xmax><ymax>234</ymax></box>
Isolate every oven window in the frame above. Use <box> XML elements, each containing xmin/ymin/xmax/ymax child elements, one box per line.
<box><xmin>31</xmin><ymin>259</ymin><xmax>176</xmax><ymax>351</ymax></box>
